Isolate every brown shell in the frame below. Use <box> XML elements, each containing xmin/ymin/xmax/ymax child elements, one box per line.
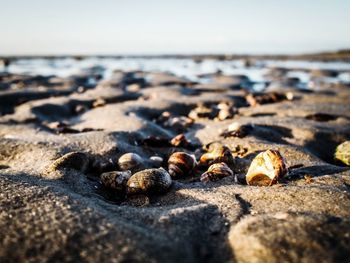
<box><xmin>200</xmin><ymin>162</ymin><xmax>233</xmax><ymax>183</ymax></box>
<box><xmin>170</xmin><ymin>134</ymin><xmax>189</xmax><ymax>147</ymax></box>
<box><xmin>100</xmin><ymin>170</ymin><xmax>132</xmax><ymax>192</ymax></box>
<box><xmin>168</xmin><ymin>152</ymin><xmax>196</xmax><ymax>178</ymax></box>
<box><xmin>118</xmin><ymin>153</ymin><xmax>143</xmax><ymax>171</ymax></box>
<box><xmin>245</xmin><ymin>149</ymin><xmax>287</xmax><ymax>186</ymax></box>
<box><xmin>188</xmin><ymin>104</ymin><xmax>216</xmax><ymax>119</ymax></box>
<box><xmin>200</xmin><ymin>145</ymin><xmax>234</xmax><ymax>166</ymax></box>
<box><xmin>126</xmin><ymin>168</ymin><xmax>172</xmax><ymax>195</ymax></box>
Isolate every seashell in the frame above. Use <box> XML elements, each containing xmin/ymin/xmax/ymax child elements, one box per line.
<box><xmin>245</xmin><ymin>150</ymin><xmax>287</xmax><ymax>186</ymax></box>
<box><xmin>286</xmin><ymin>92</ymin><xmax>294</xmax><ymax>101</ymax></box>
<box><xmin>100</xmin><ymin>170</ymin><xmax>132</xmax><ymax>192</ymax></box>
<box><xmin>126</xmin><ymin>168</ymin><xmax>172</xmax><ymax>195</ymax></box>
<box><xmin>217</xmin><ymin>108</ymin><xmax>236</xmax><ymax>121</ymax></box>
<box><xmin>170</xmin><ymin>133</ymin><xmax>189</xmax><ymax>147</ymax></box>
<box><xmin>217</xmin><ymin>102</ymin><xmax>237</xmax><ymax>121</ymax></box>
<box><xmin>188</xmin><ymin>104</ymin><xmax>218</xmax><ymax>120</ymax></box>
<box><xmin>203</xmin><ymin>141</ymin><xmax>224</xmax><ymax>152</ymax></box>
<box><xmin>168</xmin><ymin>152</ymin><xmax>197</xmax><ymax>178</ymax></box>
<box><xmin>157</xmin><ymin>111</ymin><xmax>172</xmax><ymax>123</ymax></box>
<box><xmin>75</xmin><ymin>104</ymin><xmax>89</xmax><ymax>114</ymax></box>
<box><xmin>200</xmin><ymin>145</ymin><xmax>234</xmax><ymax>166</ymax></box>
<box><xmin>220</xmin><ymin>122</ymin><xmax>252</xmax><ymax>138</ymax></box>
<box><xmin>118</xmin><ymin>153</ymin><xmax>143</xmax><ymax>171</ymax></box>
<box><xmin>125</xmin><ymin>83</ymin><xmax>141</xmax><ymax>92</ymax></box>
<box><xmin>334</xmin><ymin>141</ymin><xmax>350</xmax><ymax>166</ymax></box>
<box><xmin>93</xmin><ymin>98</ymin><xmax>106</xmax><ymax>108</ymax></box>
<box><xmin>200</xmin><ymin>162</ymin><xmax>233</xmax><ymax>183</ymax></box>
<box><xmin>46</xmin><ymin>121</ymin><xmax>69</xmax><ymax>130</ymax></box>
<box><xmin>164</xmin><ymin>116</ymin><xmax>194</xmax><ymax>131</ymax></box>
<box><xmin>246</xmin><ymin>92</ymin><xmax>286</xmax><ymax>106</ymax></box>
<box><xmin>149</xmin><ymin>156</ymin><xmax>164</xmax><ymax>167</ymax></box>
<box><xmin>217</xmin><ymin>101</ymin><xmax>233</xmax><ymax>110</ymax></box>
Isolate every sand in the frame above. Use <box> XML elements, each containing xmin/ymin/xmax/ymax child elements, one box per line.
<box><xmin>0</xmin><ymin>62</ymin><xmax>350</xmax><ymax>263</ymax></box>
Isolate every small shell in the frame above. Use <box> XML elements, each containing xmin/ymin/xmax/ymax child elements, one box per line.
<box><xmin>217</xmin><ymin>102</ymin><xmax>237</xmax><ymax>121</ymax></box>
<box><xmin>93</xmin><ymin>98</ymin><xmax>106</xmax><ymax>108</ymax></box>
<box><xmin>246</xmin><ymin>92</ymin><xmax>286</xmax><ymax>106</ymax></box>
<box><xmin>100</xmin><ymin>170</ymin><xmax>132</xmax><ymax>192</ymax></box>
<box><xmin>170</xmin><ymin>134</ymin><xmax>189</xmax><ymax>147</ymax></box>
<box><xmin>164</xmin><ymin>116</ymin><xmax>193</xmax><ymax>131</ymax></box>
<box><xmin>217</xmin><ymin>108</ymin><xmax>236</xmax><ymax>121</ymax></box>
<box><xmin>246</xmin><ymin>150</ymin><xmax>287</xmax><ymax>186</ymax></box>
<box><xmin>188</xmin><ymin>104</ymin><xmax>218</xmax><ymax>120</ymax></box>
<box><xmin>168</xmin><ymin>152</ymin><xmax>197</xmax><ymax>178</ymax></box>
<box><xmin>200</xmin><ymin>145</ymin><xmax>234</xmax><ymax>166</ymax></box>
<box><xmin>228</xmin><ymin>122</ymin><xmax>242</xmax><ymax>132</ymax></box>
<box><xmin>150</xmin><ymin>156</ymin><xmax>164</xmax><ymax>167</ymax></box>
<box><xmin>75</xmin><ymin>104</ymin><xmax>89</xmax><ymax>114</ymax></box>
<box><xmin>126</xmin><ymin>168</ymin><xmax>172</xmax><ymax>195</ymax></box>
<box><xmin>334</xmin><ymin>141</ymin><xmax>350</xmax><ymax>166</ymax></box>
<box><xmin>220</xmin><ymin>122</ymin><xmax>251</xmax><ymax>138</ymax></box>
<box><xmin>118</xmin><ymin>153</ymin><xmax>143</xmax><ymax>171</ymax></box>
<box><xmin>200</xmin><ymin>162</ymin><xmax>233</xmax><ymax>183</ymax></box>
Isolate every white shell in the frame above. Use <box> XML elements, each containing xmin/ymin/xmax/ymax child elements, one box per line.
<box><xmin>118</xmin><ymin>153</ymin><xmax>143</xmax><ymax>171</ymax></box>
<box><xmin>245</xmin><ymin>150</ymin><xmax>287</xmax><ymax>186</ymax></box>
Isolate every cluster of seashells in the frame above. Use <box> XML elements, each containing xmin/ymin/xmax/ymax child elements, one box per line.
<box><xmin>47</xmin><ymin>142</ymin><xmax>288</xmax><ymax>199</ymax></box>
<box><xmin>188</xmin><ymin>102</ymin><xmax>237</xmax><ymax>121</ymax></box>
<box><xmin>100</xmin><ymin>153</ymin><xmax>172</xmax><ymax>196</ymax></box>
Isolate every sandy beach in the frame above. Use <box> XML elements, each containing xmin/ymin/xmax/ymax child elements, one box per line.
<box><xmin>0</xmin><ymin>56</ymin><xmax>350</xmax><ymax>262</ymax></box>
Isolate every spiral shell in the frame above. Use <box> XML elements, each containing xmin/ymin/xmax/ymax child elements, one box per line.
<box><xmin>168</xmin><ymin>152</ymin><xmax>197</xmax><ymax>178</ymax></box>
<box><xmin>118</xmin><ymin>153</ymin><xmax>143</xmax><ymax>171</ymax></box>
<box><xmin>200</xmin><ymin>162</ymin><xmax>233</xmax><ymax>183</ymax></box>
<box><xmin>200</xmin><ymin>145</ymin><xmax>234</xmax><ymax>166</ymax></box>
<box><xmin>126</xmin><ymin>168</ymin><xmax>172</xmax><ymax>195</ymax></box>
<box><xmin>245</xmin><ymin>150</ymin><xmax>287</xmax><ymax>186</ymax></box>
<box><xmin>100</xmin><ymin>170</ymin><xmax>132</xmax><ymax>192</ymax></box>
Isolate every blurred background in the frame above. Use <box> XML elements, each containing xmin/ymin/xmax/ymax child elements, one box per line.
<box><xmin>1</xmin><ymin>0</ymin><xmax>350</xmax><ymax>55</ymax></box>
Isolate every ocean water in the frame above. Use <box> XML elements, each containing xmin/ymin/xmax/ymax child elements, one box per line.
<box><xmin>2</xmin><ymin>57</ymin><xmax>350</xmax><ymax>90</ymax></box>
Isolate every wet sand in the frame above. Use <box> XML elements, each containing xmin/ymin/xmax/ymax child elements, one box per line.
<box><xmin>0</xmin><ymin>59</ymin><xmax>350</xmax><ymax>262</ymax></box>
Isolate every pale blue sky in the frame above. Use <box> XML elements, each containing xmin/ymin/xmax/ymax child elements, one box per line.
<box><xmin>1</xmin><ymin>0</ymin><xmax>349</xmax><ymax>55</ymax></box>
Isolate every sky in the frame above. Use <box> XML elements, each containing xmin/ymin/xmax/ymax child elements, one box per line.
<box><xmin>0</xmin><ymin>0</ymin><xmax>350</xmax><ymax>55</ymax></box>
